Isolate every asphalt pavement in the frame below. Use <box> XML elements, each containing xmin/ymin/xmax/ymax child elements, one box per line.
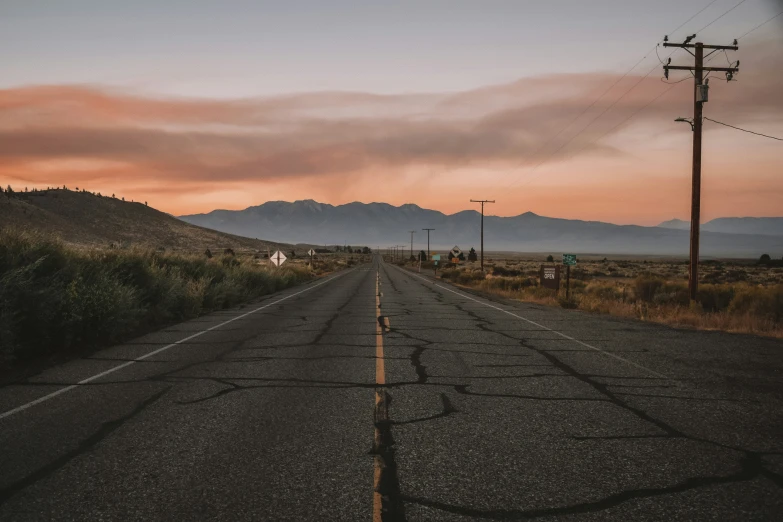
<box><xmin>1</xmin><ymin>255</ymin><xmax>781</xmax><ymax>521</ymax></box>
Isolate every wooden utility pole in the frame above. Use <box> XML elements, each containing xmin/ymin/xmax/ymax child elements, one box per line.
<box><xmin>408</xmin><ymin>230</ymin><xmax>416</xmax><ymax>261</ymax></box>
<box><xmin>422</xmin><ymin>229</ymin><xmax>435</xmax><ymax>260</ymax></box>
<box><xmin>470</xmin><ymin>199</ymin><xmax>495</xmax><ymax>271</ymax></box>
<box><xmin>664</xmin><ymin>35</ymin><xmax>738</xmax><ymax>301</ymax></box>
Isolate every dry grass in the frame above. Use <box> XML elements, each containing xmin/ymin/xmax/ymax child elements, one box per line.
<box><xmin>428</xmin><ymin>260</ymin><xmax>783</xmax><ymax>338</ymax></box>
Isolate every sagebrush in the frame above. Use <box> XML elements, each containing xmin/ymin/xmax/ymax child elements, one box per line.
<box><xmin>0</xmin><ymin>229</ymin><xmax>312</xmax><ymax>365</ymax></box>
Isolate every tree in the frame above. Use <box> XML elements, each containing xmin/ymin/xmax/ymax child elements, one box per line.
<box><xmin>468</xmin><ymin>247</ymin><xmax>478</xmax><ymax>262</ymax></box>
<box><xmin>759</xmin><ymin>253</ymin><xmax>771</xmax><ymax>264</ymax></box>
<box><xmin>204</xmin><ymin>249</ymin><xmax>213</xmax><ymax>258</ymax></box>
<box><xmin>290</xmin><ymin>250</ymin><xmax>296</xmax><ymax>258</ymax></box>
<box><xmin>362</xmin><ymin>246</ymin><xmax>371</xmax><ymax>254</ymax></box>
<box><xmin>458</xmin><ymin>252</ymin><xmax>465</xmax><ymax>261</ymax></box>
<box><xmin>419</xmin><ymin>250</ymin><xmax>427</xmax><ymax>261</ymax></box>
<box><xmin>546</xmin><ymin>255</ymin><xmax>554</xmax><ymax>262</ymax></box>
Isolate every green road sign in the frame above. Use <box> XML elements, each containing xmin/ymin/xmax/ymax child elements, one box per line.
<box><xmin>563</xmin><ymin>254</ymin><xmax>577</xmax><ymax>266</ymax></box>
<box><xmin>431</xmin><ymin>254</ymin><xmax>441</xmax><ymax>261</ymax></box>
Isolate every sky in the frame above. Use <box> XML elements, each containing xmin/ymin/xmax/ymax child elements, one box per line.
<box><xmin>1</xmin><ymin>0</ymin><xmax>782</xmax><ymax>225</ymax></box>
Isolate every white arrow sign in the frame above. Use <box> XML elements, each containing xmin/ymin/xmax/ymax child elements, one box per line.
<box><xmin>270</xmin><ymin>250</ymin><xmax>287</xmax><ymax>267</ymax></box>
<box><xmin>307</xmin><ymin>249</ymin><xmax>315</xmax><ymax>256</ymax></box>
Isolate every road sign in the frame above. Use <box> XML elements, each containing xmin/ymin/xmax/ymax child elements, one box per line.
<box><xmin>450</xmin><ymin>246</ymin><xmax>462</xmax><ymax>258</ymax></box>
<box><xmin>432</xmin><ymin>254</ymin><xmax>440</xmax><ymax>266</ymax></box>
<box><xmin>563</xmin><ymin>254</ymin><xmax>577</xmax><ymax>266</ymax></box>
<box><xmin>270</xmin><ymin>250</ymin><xmax>287</xmax><ymax>267</ymax></box>
<box><xmin>307</xmin><ymin>249</ymin><xmax>315</xmax><ymax>256</ymax></box>
<box><xmin>540</xmin><ymin>265</ymin><xmax>561</xmax><ymax>291</ymax></box>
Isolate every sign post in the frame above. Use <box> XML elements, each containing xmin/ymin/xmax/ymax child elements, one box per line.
<box><xmin>449</xmin><ymin>246</ymin><xmax>462</xmax><ymax>264</ymax></box>
<box><xmin>307</xmin><ymin>248</ymin><xmax>315</xmax><ymax>270</ymax></box>
<box><xmin>562</xmin><ymin>254</ymin><xmax>577</xmax><ymax>299</ymax></box>
<box><xmin>432</xmin><ymin>254</ymin><xmax>440</xmax><ymax>276</ymax></box>
<box><xmin>539</xmin><ymin>265</ymin><xmax>561</xmax><ymax>293</ymax></box>
<box><xmin>270</xmin><ymin>250</ymin><xmax>287</xmax><ymax>268</ymax></box>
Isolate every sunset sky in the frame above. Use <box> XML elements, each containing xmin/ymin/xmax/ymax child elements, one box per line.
<box><xmin>1</xmin><ymin>0</ymin><xmax>781</xmax><ymax>225</ymax></box>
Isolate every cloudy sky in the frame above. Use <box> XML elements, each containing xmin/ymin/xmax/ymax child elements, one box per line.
<box><xmin>1</xmin><ymin>0</ymin><xmax>781</xmax><ymax>224</ymax></box>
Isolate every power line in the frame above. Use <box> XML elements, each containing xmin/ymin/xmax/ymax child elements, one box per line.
<box><xmin>512</xmin><ymin>82</ymin><xmax>686</xmax><ymax>191</ymax></box>
<box><xmin>704</xmin><ymin>117</ymin><xmax>783</xmax><ymax>140</ymax></box>
<box><xmin>668</xmin><ymin>0</ymin><xmax>721</xmax><ymax>36</ymax></box>
<box><xmin>693</xmin><ymin>0</ymin><xmax>749</xmax><ymax>34</ymax></box>
<box><xmin>504</xmin><ymin>1</ymin><xmax>748</xmax><ymax>190</ymax></box>
<box><xmin>737</xmin><ymin>8</ymin><xmax>783</xmax><ymax>40</ymax></box>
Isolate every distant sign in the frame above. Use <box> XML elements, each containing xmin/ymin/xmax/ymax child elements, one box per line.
<box><xmin>562</xmin><ymin>254</ymin><xmax>577</xmax><ymax>266</ymax></box>
<box><xmin>450</xmin><ymin>246</ymin><xmax>462</xmax><ymax>258</ymax></box>
<box><xmin>307</xmin><ymin>249</ymin><xmax>315</xmax><ymax>256</ymax></box>
<box><xmin>270</xmin><ymin>250</ymin><xmax>287</xmax><ymax>267</ymax></box>
<box><xmin>540</xmin><ymin>265</ymin><xmax>561</xmax><ymax>290</ymax></box>
<box><xmin>432</xmin><ymin>253</ymin><xmax>440</xmax><ymax>266</ymax></box>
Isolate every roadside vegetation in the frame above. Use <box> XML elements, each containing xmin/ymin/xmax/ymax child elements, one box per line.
<box><xmin>0</xmin><ymin>229</ymin><xmax>319</xmax><ymax>366</ymax></box>
<box><xmin>413</xmin><ymin>256</ymin><xmax>783</xmax><ymax>338</ymax></box>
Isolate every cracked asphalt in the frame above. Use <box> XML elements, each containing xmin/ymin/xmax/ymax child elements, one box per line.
<box><xmin>1</xmin><ymin>255</ymin><xmax>782</xmax><ymax>521</ymax></box>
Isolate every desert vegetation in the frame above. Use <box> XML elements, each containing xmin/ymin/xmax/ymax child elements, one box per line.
<box><xmin>0</xmin><ymin>229</ymin><xmax>319</xmax><ymax>367</ymax></box>
<box><xmin>415</xmin><ymin>256</ymin><xmax>783</xmax><ymax>337</ymax></box>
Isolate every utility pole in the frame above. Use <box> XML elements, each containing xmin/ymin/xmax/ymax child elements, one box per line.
<box><xmin>408</xmin><ymin>230</ymin><xmax>416</xmax><ymax>261</ymax></box>
<box><xmin>422</xmin><ymin>228</ymin><xmax>435</xmax><ymax>260</ymax></box>
<box><xmin>470</xmin><ymin>199</ymin><xmax>495</xmax><ymax>271</ymax></box>
<box><xmin>664</xmin><ymin>35</ymin><xmax>739</xmax><ymax>301</ymax></box>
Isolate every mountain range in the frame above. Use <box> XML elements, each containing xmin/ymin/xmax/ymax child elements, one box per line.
<box><xmin>179</xmin><ymin>200</ymin><xmax>783</xmax><ymax>258</ymax></box>
<box><xmin>657</xmin><ymin>218</ymin><xmax>783</xmax><ymax>236</ymax></box>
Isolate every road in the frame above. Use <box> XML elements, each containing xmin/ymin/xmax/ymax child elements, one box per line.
<box><xmin>1</xmin><ymin>255</ymin><xmax>781</xmax><ymax>521</ymax></box>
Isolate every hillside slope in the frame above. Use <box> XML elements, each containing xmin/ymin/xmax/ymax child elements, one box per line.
<box><xmin>0</xmin><ymin>189</ymin><xmax>286</xmax><ymax>251</ymax></box>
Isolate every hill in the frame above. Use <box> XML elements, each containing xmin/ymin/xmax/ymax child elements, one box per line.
<box><xmin>180</xmin><ymin>200</ymin><xmax>783</xmax><ymax>258</ymax></box>
<box><xmin>0</xmin><ymin>188</ymin><xmax>288</xmax><ymax>252</ymax></box>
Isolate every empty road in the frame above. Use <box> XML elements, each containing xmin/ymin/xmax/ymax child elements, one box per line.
<box><xmin>1</xmin><ymin>255</ymin><xmax>781</xmax><ymax>521</ymax></box>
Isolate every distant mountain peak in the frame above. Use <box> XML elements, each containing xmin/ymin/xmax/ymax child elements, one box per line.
<box><xmin>658</xmin><ymin>218</ymin><xmax>689</xmax><ymax>230</ymax></box>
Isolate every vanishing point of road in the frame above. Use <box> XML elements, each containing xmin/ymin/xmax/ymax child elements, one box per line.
<box><xmin>1</xmin><ymin>255</ymin><xmax>781</xmax><ymax>521</ymax></box>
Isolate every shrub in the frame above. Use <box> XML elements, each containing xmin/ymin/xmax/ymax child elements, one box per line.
<box><xmin>697</xmin><ymin>284</ymin><xmax>735</xmax><ymax>313</ymax></box>
<box><xmin>0</xmin><ymin>229</ymin><xmax>313</xmax><ymax>365</ymax></box>
<box><xmin>728</xmin><ymin>285</ymin><xmax>783</xmax><ymax>322</ymax></box>
<box><xmin>634</xmin><ymin>273</ymin><xmax>664</xmax><ymax>302</ymax></box>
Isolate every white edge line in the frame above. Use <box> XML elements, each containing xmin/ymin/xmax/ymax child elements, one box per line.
<box><xmin>390</xmin><ymin>264</ymin><xmax>668</xmax><ymax>379</ymax></box>
<box><xmin>0</xmin><ymin>269</ymin><xmax>353</xmax><ymax>421</ymax></box>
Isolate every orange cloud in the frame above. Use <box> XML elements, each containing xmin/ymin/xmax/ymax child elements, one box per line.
<box><xmin>1</xmin><ymin>38</ymin><xmax>781</xmax><ymax>221</ymax></box>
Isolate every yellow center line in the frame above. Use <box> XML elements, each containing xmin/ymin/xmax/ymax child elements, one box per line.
<box><xmin>373</xmin><ymin>268</ymin><xmax>385</xmax><ymax>522</ymax></box>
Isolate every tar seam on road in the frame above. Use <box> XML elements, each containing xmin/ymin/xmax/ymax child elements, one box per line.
<box><xmin>395</xmin><ymin>265</ymin><xmax>668</xmax><ymax>380</ymax></box>
<box><xmin>374</xmin><ymin>268</ymin><xmax>385</xmax><ymax>522</ymax></box>
<box><xmin>0</xmin><ymin>269</ymin><xmax>353</xmax><ymax>421</ymax></box>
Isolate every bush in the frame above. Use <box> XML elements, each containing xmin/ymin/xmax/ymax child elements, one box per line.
<box><xmin>634</xmin><ymin>273</ymin><xmax>664</xmax><ymax>302</ymax></box>
<box><xmin>0</xmin><ymin>229</ymin><xmax>312</xmax><ymax>365</ymax></box>
<box><xmin>728</xmin><ymin>285</ymin><xmax>783</xmax><ymax>322</ymax></box>
<box><xmin>697</xmin><ymin>284</ymin><xmax>735</xmax><ymax>313</ymax></box>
